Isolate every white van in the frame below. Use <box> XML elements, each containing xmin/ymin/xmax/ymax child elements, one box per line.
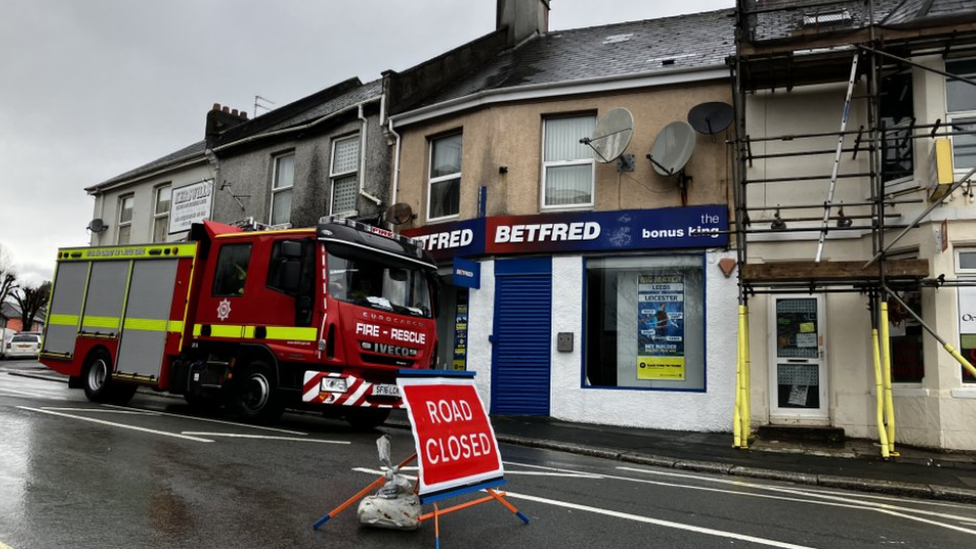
<box><xmin>0</xmin><ymin>328</ymin><xmax>15</xmax><ymax>359</ymax></box>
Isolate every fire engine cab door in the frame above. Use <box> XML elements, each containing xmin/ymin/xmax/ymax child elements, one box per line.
<box><xmin>43</xmin><ymin>261</ymin><xmax>90</xmax><ymax>357</ymax></box>
<box><xmin>116</xmin><ymin>259</ymin><xmax>178</xmax><ymax>380</ymax></box>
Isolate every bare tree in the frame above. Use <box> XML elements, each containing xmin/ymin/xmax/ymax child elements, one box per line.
<box><xmin>13</xmin><ymin>281</ymin><xmax>51</xmax><ymax>332</ymax></box>
<box><xmin>0</xmin><ymin>243</ymin><xmax>17</xmax><ymax>310</ymax></box>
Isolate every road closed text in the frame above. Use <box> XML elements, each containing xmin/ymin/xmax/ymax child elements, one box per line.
<box><xmin>423</xmin><ymin>399</ymin><xmax>494</xmax><ymax>465</ymax></box>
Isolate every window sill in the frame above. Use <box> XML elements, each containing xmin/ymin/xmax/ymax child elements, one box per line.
<box><xmin>426</xmin><ymin>215</ymin><xmax>461</xmax><ymax>225</ymax></box>
<box><xmin>540</xmin><ymin>204</ymin><xmax>595</xmax><ymax>213</ymax></box>
<box><xmin>951</xmin><ymin>388</ymin><xmax>976</xmax><ymax>399</ymax></box>
<box><xmin>870</xmin><ymin>386</ymin><xmax>930</xmax><ymax>397</ymax></box>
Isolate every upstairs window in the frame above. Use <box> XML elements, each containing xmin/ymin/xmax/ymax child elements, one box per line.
<box><xmin>946</xmin><ymin>58</ymin><xmax>976</xmax><ymax>171</ymax></box>
<box><xmin>880</xmin><ymin>69</ymin><xmax>914</xmax><ymax>184</ymax></box>
<box><xmin>330</xmin><ymin>136</ymin><xmax>359</xmax><ymax>215</ymax></box>
<box><xmin>542</xmin><ymin>115</ymin><xmax>596</xmax><ymax>209</ymax></box>
<box><xmin>428</xmin><ymin>133</ymin><xmax>462</xmax><ymax>221</ymax></box>
<box><xmin>152</xmin><ymin>185</ymin><xmax>171</xmax><ymax>243</ymax></box>
<box><xmin>117</xmin><ymin>195</ymin><xmax>134</xmax><ymax>245</ymax></box>
<box><xmin>271</xmin><ymin>153</ymin><xmax>295</xmax><ymax>226</ymax></box>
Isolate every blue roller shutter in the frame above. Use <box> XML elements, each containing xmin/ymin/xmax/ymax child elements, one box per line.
<box><xmin>491</xmin><ymin>257</ymin><xmax>552</xmax><ymax>415</ymax></box>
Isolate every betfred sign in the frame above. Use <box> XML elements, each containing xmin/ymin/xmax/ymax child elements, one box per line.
<box><xmin>397</xmin><ymin>371</ymin><xmax>504</xmax><ymax>497</ymax></box>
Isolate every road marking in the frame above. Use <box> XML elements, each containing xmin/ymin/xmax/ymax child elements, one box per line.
<box><xmin>505</xmin><ymin>461</ymin><xmax>976</xmax><ymax>536</ymax></box>
<box><xmin>100</xmin><ymin>404</ymin><xmax>308</xmax><ymax>435</ymax></box>
<box><xmin>503</xmin><ymin>471</ymin><xmax>602</xmax><ymax>479</ymax></box>
<box><xmin>0</xmin><ymin>387</ymin><xmax>68</xmax><ymax>401</ymax></box>
<box><xmin>17</xmin><ymin>406</ymin><xmax>213</xmax><ymax>442</ymax></box>
<box><xmin>43</xmin><ymin>407</ymin><xmax>161</xmax><ymax>415</ymax></box>
<box><xmin>351</xmin><ymin>467</ymin><xmax>814</xmax><ymax>549</ymax></box>
<box><xmin>503</xmin><ymin>490</ymin><xmax>819</xmax><ymax>549</ymax></box>
<box><xmin>181</xmin><ymin>432</ymin><xmax>349</xmax><ymax>444</ymax></box>
<box><xmin>0</xmin><ymin>539</ymin><xmax>18</xmax><ymax>549</ymax></box>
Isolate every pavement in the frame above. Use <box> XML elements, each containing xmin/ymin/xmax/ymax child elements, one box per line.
<box><xmin>6</xmin><ymin>361</ymin><xmax>976</xmax><ymax>504</ymax></box>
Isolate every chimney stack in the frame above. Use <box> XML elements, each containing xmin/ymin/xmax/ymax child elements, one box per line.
<box><xmin>497</xmin><ymin>0</ymin><xmax>549</xmax><ymax>47</ymax></box>
<box><xmin>206</xmin><ymin>103</ymin><xmax>249</xmax><ymax>147</ymax></box>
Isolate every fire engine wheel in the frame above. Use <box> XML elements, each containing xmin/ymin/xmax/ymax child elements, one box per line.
<box><xmin>346</xmin><ymin>408</ymin><xmax>391</xmax><ymax>430</ymax></box>
<box><xmin>234</xmin><ymin>362</ymin><xmax>283</xmax><ymax>423</ymax></box>
<box><xmin>82</xmin><ymin>349</ymin><xmax>135</xmax><ymax>404</ymax></box>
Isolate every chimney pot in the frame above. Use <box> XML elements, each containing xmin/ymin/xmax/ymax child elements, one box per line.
<box><xmin>241</xmin><ymin>112</ymin><xmax>248</xmax><ymax>119</ymax></box>
<box><xmin>222</xmin><ymin>106</ymin><xmax>230</xmax><ymax>113</ymax></box>
<box><xmin>231</xmin><ymin>109</ymin><xmax>239</xmax><ymax>116</ymax></box>
<box><xmin>212</xmin><ymin>103</ymin><xmax>221</xmax><ymax>111</ymax></box>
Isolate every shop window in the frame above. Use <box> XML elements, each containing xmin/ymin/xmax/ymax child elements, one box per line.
<box><xmin>213</xmin><ymin>244</ymin><xmax>252</xmax><ymax>297</ymax></box>
<box><xmin>542</xmin><ymin>115</ymin><xmax>596</xmax><ymax>209</ymax></box>
<box><xmin>880</xmin><ymin>69</ymin><xmax>914</xmax><ymax>184</ymax></box>
<box><xmin>584</xmin><ymin>255</ymin><xmax>705</xmax><ymax>391</ymax></box>
<box><xmin>330</xmin><ymin>135</ymin><xmax>359</xmax><ymax>215</ymax></box>
<box><xmin>956</xmin><ymin>248</ymin><xmax>976</xmax><ymax>383</ymax></box>
<box><xmin>428</xmin><ymin>133</ymin><xmax>462</xmax><ymax>221</ymax></box>
<box><xmin>152</xmin><ymin>185</ymin><xmax>171</xmax><ymax>243</ymax></box>
<box><xmin>946</xmin><ymin>58</ymin><xmax>976</xmax><ymax>171</ymax></box>
<box><xmin>270</xmin><ymin>153</ymin><xmax>295</xmax><ymax>226</ymax></box>
<box><xmin>117</xmin><ymin>194</ymin><xmax>134</xmax><ymax>245</ymax></box>
<box><xmin>887</xmin><ymin>289</ymin><xmax>924</xmax><ymax>383</ymax></box>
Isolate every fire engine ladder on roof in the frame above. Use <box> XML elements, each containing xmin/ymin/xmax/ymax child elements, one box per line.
<box><xmin>815</xmin><ymin>53</ymin><xmax>859</xmax><ymax>263</ymax></box>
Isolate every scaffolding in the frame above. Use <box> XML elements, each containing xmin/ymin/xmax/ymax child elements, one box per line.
<box><xmin>730</xmin><ymin>0</ymin><xmax>976</xmax><ymax>453</ymax></box>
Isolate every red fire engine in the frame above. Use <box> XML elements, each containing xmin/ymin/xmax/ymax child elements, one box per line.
<box><xmin>39</xmin><ymin>216</ymin><xmax>439</xmax><ymax>427</ymax></box>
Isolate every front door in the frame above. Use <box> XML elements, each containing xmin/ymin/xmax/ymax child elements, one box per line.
<box><xmin>768</xmin><ymin>295</ymin><xmax>828</xmax><ymax>420</ymax></box>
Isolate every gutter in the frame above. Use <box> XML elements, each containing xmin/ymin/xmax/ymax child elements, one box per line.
<box><xmin>357</xmin><ymin>103</ymin><xmax>383</xmax><ymax>207</ymax></box>
<box><xmin>213</xmin><ymin>97</ymin><xmax>381</xmax><ymax>154</ymax></box>
<box><xmin>390</xmin><ymin>64</ymin><xmax>729</xmax><ymax>127</ymax></box>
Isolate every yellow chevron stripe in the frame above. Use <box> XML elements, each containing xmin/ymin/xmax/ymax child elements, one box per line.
<box><xmin>123</xmin><ymin>318</ymin><xmax>168</xmax><ymax>332</ymax></box>
<box><xmin>83</xmin><ymin>316</ymin><xmax>120</xmax><ymax>329</ymax></box>
<box><xmin>192</xmin><ymin>324</ymin><xmax>317</xmax><ymax>342</ymax></box>
<box><xmin>264</xmin><ymin>326</ymin><xmax>318</xmax><ymax>342</ymax></box>
<box><xmin>49</xmin><ymin>314</ymin><xmax>79</xmax><ymax>326</ymax></box>
<box><xmin>167</xmin><ymin>320</ymin><xmax>184</xmax><ymax>333</ymax></box>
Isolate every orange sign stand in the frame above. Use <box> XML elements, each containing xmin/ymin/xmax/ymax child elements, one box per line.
<box><xmin>312</xmin><ymin>370</ymin><xmax>528</xmax><ymax>547</ymax></box>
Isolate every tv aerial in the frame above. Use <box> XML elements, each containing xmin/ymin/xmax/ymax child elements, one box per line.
<box><xmin>580</xmin><ymin>107</ymin><xmax>635</xmax><ymax>172</ymax></box>
<box><xmin>647</xmin><ymin>121</ymin><xmax>697</xmax><ymax>204</ymax></box>
<box><xmin>687</xmin><ymin>102</ymin><xmax>734</xmax><ymax>136</ymax></box>
<box><xmin>385</xmin><ymin>202</ymin><xmax>416</xmax><ymax>225</ymax></box>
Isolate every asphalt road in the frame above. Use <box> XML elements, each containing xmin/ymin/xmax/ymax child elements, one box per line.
<box><xmin>2</xmin><ymin>361</ymin><xmax>976</xmax><ymax>549</ymax></box>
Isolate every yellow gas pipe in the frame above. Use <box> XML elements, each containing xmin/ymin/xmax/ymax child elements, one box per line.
<box><xmin>871</xmin><ymin>328</ymin><xmax>890</xmax><ymax>459</ymax></box>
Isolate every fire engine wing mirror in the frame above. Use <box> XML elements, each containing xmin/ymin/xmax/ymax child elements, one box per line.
<box><xmin>281</xmin><ymin>240</ymin><xmax>302</xmax><ymax>259</ymax></box>
<box><xmin>281</xmin><ymin>261</ymin><xmax>301</xmax><ymax>294</ymax></box>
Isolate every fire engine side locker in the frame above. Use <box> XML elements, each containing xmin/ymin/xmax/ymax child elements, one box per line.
<box><xmin>42</xmin><ymin>261</ymin><xmax>90</xmax><ymax>358</ymax></box>
<box><xmin>116</xmin><ymin>259</ymin><xmax>180</xmax><ymax>381</ymax></box>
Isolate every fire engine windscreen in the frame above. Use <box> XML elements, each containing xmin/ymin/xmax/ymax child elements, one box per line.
<box><xmin>327</xmin><ymin>250</ymin><xmax>432</xmax><ymax>318</ymax></box>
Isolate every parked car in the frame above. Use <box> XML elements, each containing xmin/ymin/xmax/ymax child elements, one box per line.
<box><xmin>5</xmin><ymin>332</ymin><xmax>41</xmax><ymax>360</ymax></box>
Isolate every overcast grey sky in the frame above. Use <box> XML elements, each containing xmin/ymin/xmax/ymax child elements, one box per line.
<box><xmin>0</xmin><ymin>0</ymin><xmax>733</xmax><ymax>284</ymax></box>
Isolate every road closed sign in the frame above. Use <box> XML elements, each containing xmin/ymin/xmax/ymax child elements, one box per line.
<box><xmin>397</xmin><ymin>370</ymin><xmax>504</xmax><ymax>499</ymax></box>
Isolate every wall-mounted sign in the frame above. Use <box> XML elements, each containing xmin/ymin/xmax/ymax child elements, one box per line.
<box><xmin>453</xmin><ymin>257</ymin><xmax>481</xmax><ymax>289</ymax></box>
<box><xmin>403</xmin><ymin>206</ymin><xmax>728</xmax><ymax>262</ymax></box>
<box><xmin>453</xmin><ymin>292</ymin><xmax>469</xmax><ymax>371</ymax></box>
<box><xmin>169</xmin><ymin>179</ymin><xmax>213</xmax><ymax>234</ymax></box>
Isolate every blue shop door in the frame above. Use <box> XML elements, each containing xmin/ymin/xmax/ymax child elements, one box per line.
<box><xmin>491</xmin><ymin>257</ymin><xmax>552</xmax><ymax>415</ymax></box>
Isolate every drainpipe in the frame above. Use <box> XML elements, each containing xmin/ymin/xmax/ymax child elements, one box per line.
<box><xmin>357</xmin><ymin>104</ymin><xmax>383</xmax><ymax>209</ymax></box>
<box><xmin>388</xmin><ymin>117</ymin><xmax>402</xmax><ymax>208</ymax></box>
<box><xmin>204</xmin><ymin>147</ymin><xmax>220</xmax><ymax>223</ymax></box>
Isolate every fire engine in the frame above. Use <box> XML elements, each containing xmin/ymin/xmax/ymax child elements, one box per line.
<box><xmin>38</xmin><ymin>216</ymin><xmax>439</xmax><ymax>427</ymax></box>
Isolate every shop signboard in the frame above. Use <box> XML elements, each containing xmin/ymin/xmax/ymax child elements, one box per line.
<box><xmin>168</xmin><ymin>179</ymin><xmax>213</xmax><ymax>234</ymax></box>
<box><xmin>403</xmin><ymin>206</ymin><xmax>728</xmax><ymax>262</ymax></box>
<box><xmin>636</xmin><ymin>274</ymin><xmax>686</xmax><ymax>380</ymax></box>
<box><xmin>453</xmin><ymin>257</ymin><xmax>480</xmax><ymax>289</ymax></box>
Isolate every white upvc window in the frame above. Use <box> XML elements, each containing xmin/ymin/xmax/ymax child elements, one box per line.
<box><xmin>270</xmin><ymin>153</ymin><xmax>295</xmax><ymax>226</ymax></box>
<box><xmin>542</xmin><ymin>114</ymin><xmax>596</xmax><ymax>210</ymax></box>
<box><xmin>152</xmin><ymin>185</ymin><xmax>172</xmax><ymax>243</ymax></box>
<box><xmin>117</xmin><ymin>194</ymin><xmax>134</xmax><ymax>245</ymax></box>
<box><xmin>428</xmin><ymin>133</ymin><xmax>462</xmax><ymax>222</ymax></box>
<box><xmin>330</xmin><ymin>135</ymin><xmax>360</xmax><ymax>216</ymax></box>
<box><xmin>946</xmin><ymin>58</ymin><xmax>976</xmax><ymax>172</ymax></box>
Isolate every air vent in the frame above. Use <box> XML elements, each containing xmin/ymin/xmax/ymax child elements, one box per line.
<box><xmin>647</xmin><ymin>53</ymin><xmax>698</xmax><ymax>66</ymax></box>
<box><xmin>802</xmin><ymin>11</ymin><xmax>852</xmax><ymax>27</ymax></box>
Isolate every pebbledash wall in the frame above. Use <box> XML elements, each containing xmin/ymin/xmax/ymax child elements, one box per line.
<box><xmin>405</xmin><ymin>206</ymin><xmax>739</xmax><ymax>432</ymax></box>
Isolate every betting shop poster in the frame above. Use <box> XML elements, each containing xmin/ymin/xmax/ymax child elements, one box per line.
<box><xmin>637</xmin><ymin>274</ymin><xmax>685</xmax><ymax>380</ymax></box>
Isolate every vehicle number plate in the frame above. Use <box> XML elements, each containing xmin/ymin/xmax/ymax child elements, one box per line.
<box><xmin>372</xmin><ymin>383</ymin><xmax>400</xmax><ymax>397</ymax></box>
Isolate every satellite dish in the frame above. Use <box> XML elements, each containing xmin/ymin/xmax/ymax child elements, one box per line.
<box><xmin>385</xmin><ymin>203</ymin><xmax>415</xmax><ymax>225</ymax></box>
<box><xmin>687</xmin><ymin>102</ymin><xmax>734</xmax><ymax>135</ymax></box>
<box><xmin>583</xmin><ymin>107</ymin><xmax>634</xmax><ymax>163</ymax></box>
<box><xmin>87</xmin><ymin>218</ymin><xmax>106</xmax><ymax>233</ymax></box>
<box><xmin>648</xmin><ymin>121</ymin><xmax>696</xmax><ymax>176</ymax></box>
